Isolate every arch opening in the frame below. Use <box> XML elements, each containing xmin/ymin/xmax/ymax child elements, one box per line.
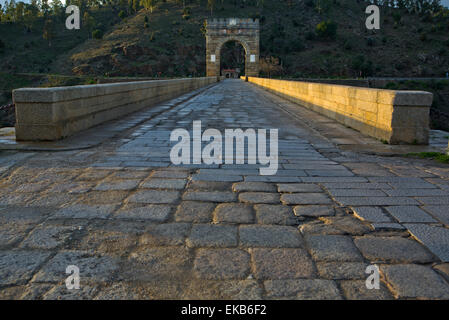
<box><xmin>219</xmin><ymin>40</ymin><xmax>246</xmax><ymax>78</ymax></box>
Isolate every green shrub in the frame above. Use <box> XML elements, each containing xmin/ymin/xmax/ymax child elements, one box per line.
<box><xmin>250</xmin><ymin>13</ymin><xmax>261</xmax><ymax>20</ymax></box>
<box><xmin>366</xmin><ymin>37</ymin><xmax>375</xmax><ymax>47</ymax></box>
<box><xmin>118</xmin><ymin>10</ymin><xmax>126</xmax><ymax>19</ymax></box>
<box><xmin>392</xmin><ymin>11</ymin><xmax>401</xmax><ymax>25</ymax></box>
<box><xmin>182</xmin><ymin>7</ymin><xmax>191</xmax><ymax>20</ymax></box>
<box><xmin>343</xmin><ymin>39</ymin><xmax>352</xmax><ymax>50</ymax></box>
<box><xmin>406</xmin><ymin>152</ymin><xmax>449</xmax><ymax>164</ymax></box>
<box><xmin>385</xmin><ymin>82</ymin><xmax>399</xmax><ymax>90</ymax></box>
<box><xmin>291</xmin><ymin>38</ymin><xmax>305</xmax><ymax>51</ymax></box>
<box><xmin>316</xmin><ymin>20</ymin><xmax>337</xmax><ymax>40</ymax></box>
<box><xmin>305</xmin><ymin>31</ymin><xmax>315</xmax><ymax>40</ymax></box>
<box><xmin>92</xmin><ymin>29</ymin><xmax>103</xmax><ymax>39</ymax></box>
<box><xmin>351</xmin><ymin>55</ymin><xmax>373</xmax><ymax>77</ymax></box>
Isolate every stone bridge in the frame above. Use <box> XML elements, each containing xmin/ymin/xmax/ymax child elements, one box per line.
<box><xmin>0</xmin><ymin>79</ymin><xmax>448</xmax><ymax>299</ymax></box>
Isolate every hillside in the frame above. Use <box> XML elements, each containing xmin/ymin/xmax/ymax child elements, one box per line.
<box><xmin>1</xmin><ymin>1</ymin><xmax>449</xmax><ymax>79</ymax></box>
<box><xmin>47</xmin><ymin>0</ymin><xmax>449</xmax><ymax>78</ymax></box>
<box><xmin>0</xmin><ymin>6</ymin><xmax>118</xmax><ymax>74</ymax></box>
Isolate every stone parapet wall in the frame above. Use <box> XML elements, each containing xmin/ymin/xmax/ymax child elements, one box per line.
<box><xmin>243</xmin><ymin>77</ymin><xmax>433</xmax><ymax>144</ymax></box>
<box><xmin>13</xmin><ymin>77</ymin><xmax>217</xmax><ymax>141</ymax></box>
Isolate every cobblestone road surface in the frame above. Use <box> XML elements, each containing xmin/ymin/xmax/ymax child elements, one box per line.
<box><xmin>0</xmin><ymin>80</ymin><xmax>448</xmax><ymax>299</ymax></box>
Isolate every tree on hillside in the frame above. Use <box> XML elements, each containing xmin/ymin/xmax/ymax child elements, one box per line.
<box><xmin>14</xmin><ymin>1</ymin><xmax>24</xmax><ymax>22</ymax></box>
<box><xmin>83</xmin><ymin>12</ymin><xmax>96</xmax><ymax>38</ymax></box>
<box><xmin>41</xmin><ymin>0</ymin><xmax>50</xmax><ymax>17</ymax></box>
<box><xmin>140</xmin><ymin>0</ymin><xmax>158</xmax><ymax>13</ymax></box>
<box><xmin>51</xmin><ymin>0</ymin><xmax>64</xmax><ymax>21</ymax></box>
<box><xmin>208</xmin><ymin>0</ymin><xmax>215</xmax><ymax>16</ymax></box>
<box><xmin>119</xmin><ymin>0</ymin><xmax>128</xmax><ymax>11</ymax></box>
<box><xmin>314</xmin><ymin>0</ymin><xmax>332</xmax><ymax>14</ymax></box>
<box><xmin>42</xmin><ymin>18</ymin><xmax>54</xmax><ymax>47</ymax></box>
<box><xmin>132</xmin><ymin>0</ymin><xmax>139</xmax><ymax>13</ymax></box>
<box><xmin>316</xmin><ymin>20</ymin><xmax>337</xmax><ymax>39</ymax></box>
<box><xmin>176</xmin><ymin>0</ymin><xmax>187</xmax><ymax>9</ymax></box>
<box><xmin>23</xmin><ymin>5</ymin><xmax>38</xmax><ymax>31</ymax></box>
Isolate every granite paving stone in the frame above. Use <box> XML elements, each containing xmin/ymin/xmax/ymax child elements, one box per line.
<box><xmin>194</xmin><ymin>249</ymin><xmax>250</xmax><ymax>280</ymax></box>
<box><xmin>381</xmin><ymin>264</ymin><xmax>449</xmax><ymax>299</ymax></box>
<box><xmin>316</xmin><ymin>262</ymin><xmax>368</xmax><ymax>280</ymax></box>
<box><xmin>385</xmin><ymin>206</ymin><xmax>437</xmax><ymax>223</ymax></box>
<box><xmin>140</xmin><ymin>223</ymin><xmax>191</xmax><ymax>246</ymax></box>
<box><xmin>213</xmin><ymin>203</ymin><xmax>254</xmax><ymax>224</ymax></box>
<box><xmin>127</xmin><ymin>190</ymin><xmax>181</xmax><ymax>204</ymax></box>
<box><xmin>335</xmin><ymin>197</ymin><xmax>419</xmax><ymax>206</ymax></box>
<box><xmin>254</xmin><ymin>204</ymin><xmax>299</xmax><ymax>225</ymax></box>
<box><xmin>281</xmin><ymin>193</ymin><xmax>332</xmax><ymax>205</ymax></box>
<box><xmin>294</xmin><ymin>205</ymin><xmax>335</xmax><ymax>217</ymax></box>
<box><xmin>125</xmin><ymin>247</ymin><xmax>192</xmax><ymax>281</ymax></box>
<box><xmin>183</xmin><ymin>191</ymin><xmax>237</xmax><ymax>202</ymax></box>
<box><xmin>433</xmin><ymin>263</ymin><xmax>449</xmax><ymax>282</ymax></box>
<box><xmin>32</xmin><ymin>251</ymin><xmax>119</xmax><ymax>283</ymax></box>
<box><xmin>239</xmin><ymin>225</ymin><xmax>303</xmax><ymax>248</ymax></box>
<box><xmin>238</xmin><ymin>192</ymin><xmax>280</xmax><ymax>204</ymax></box>
<box><xmin>51</xmin><ymin>204</ymin><xmax>117</xmax><ymax>219</ymax></box>
<box><xmin>141</xmin><ymin>178</ymin><xmax>187</xmax><ymax>190</ymax></box>
<box><xmin>351</xmin><ymin>207</ymin><xmax>392</xmax><ymax>223</ymax></box>
<box><xmin>174</xmin><ymin>201</ymin><xmax>215</xmax><ymax>223</ymax></box>
<box><xmin>339</xmin><ymin>280</ymin><xmax>394</xmax><ymax>300</ymax></box>
<box><xmin>354</xmin><ymin>236</ymin><xmax>436</xmax><ymax>263</ymax></box>
<box><xmin>416</xmin><ymin>196</ymin><xmax>449</xmax><ymax>205</ymax></box>
<box><xmin>0</xmin><ymin>251</ymin><xmax>51</xmax><ymax>285</ymax></box>
<box><xmin>305</xmin><ymin>235</ymin><xmax>363</xmax><ymax>262</ymax></box>
<box><xmin>277</xmin><ymin>183</ymin><xmax>322</xmax><ymax>193</ymax></box>
<box><xmin>187</xmin><ymin>224</ymin><xmax>237</xmax><ymax>248</ymax></box>
<box><xmin>422</xmin><ymin>206</ymin><xmax>449</xmax><ymax>225</ymax></box>
<box><xmin>264</xmin><ymin>279</ymin><xmax>342</xmax><ymax>299</ymax></box>
<box><xmin>327</xmin><ymin>189</ymin><xmax>387</xmax><ymax>197</ymax></box>
<box><xmin>93</xmin><ymin>180</ymin><xmax>140</xmax><ymax>191</ymax></box>
<box><xmin>232</xmin><ymin>182</ymin><xmax>276</xmax><ymax>192</ymax></box>
<box><xmin>250</xmin><ymin>248</ymin><xmax>315</xmax><ymax>279</ymax></box>
<box><xmin>114</xmin><ymin>204</ymin><xmax>172</xmax><ymax>222</ymax></box>
<box><xmin>403</xmin><ymin>224</ymin><xmax>449</xmax><ymax>262</ymax></box>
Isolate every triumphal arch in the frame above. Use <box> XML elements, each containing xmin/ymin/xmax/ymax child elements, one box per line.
<box><xmin>205</xmin><ymin>18</ymin><xmax>260</xmax><ymax>77</ymax></box>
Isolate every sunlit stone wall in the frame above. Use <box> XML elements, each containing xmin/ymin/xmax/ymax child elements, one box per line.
<box><xmin>244</xmin><ymin>77</ymin><xmax>433</xmax><ymax>145</ymax></box>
